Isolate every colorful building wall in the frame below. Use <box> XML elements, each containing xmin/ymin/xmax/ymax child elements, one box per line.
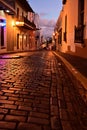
<box><xmin>56</xmin><ymin>0</ymin><xmax>87</xmax><ymax>58</ymax></box>
<box><xmin>6</xmin><ymin>14</ymin><xmax>15</xmax><ymax>51</ymax></box>
<box><xmin>0</xmin><ymin>0</ymin><xmax>36</xmax><ymax>53</ymax></box>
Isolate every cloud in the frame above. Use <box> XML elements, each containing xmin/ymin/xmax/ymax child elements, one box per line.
<box><xmin>39</xmin><ymin>18</ymin><xmax>56</xmax><ymax>37</ymax></box>
<box><xmin>41</xmin><ymin>27</ymin><xmax>54</xmax><ymax>37</ymax></box>
<box><xmin>39</xmin><ymin>12</ymin><xmax>48</xmax><ymax>17</ymax></box>
<box><xmin>36</xmin><ymin>12</ymin><xmax>56</xmax><ymax>37</ymax></box>
<box><xmin>39</xmin><ymin>18</ymin><xmax>56</xmax><ymax>27</ymax></box>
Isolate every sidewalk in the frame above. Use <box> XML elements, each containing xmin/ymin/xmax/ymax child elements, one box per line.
<box><xmin>55</xmin><ymin>51</ymin><xmax>87</xmax><ymax>78</ymax></box>
<box><xmin>53</xmin><ymin>51</ymin><xmax>87</xmax><ymax>104</ymax></box>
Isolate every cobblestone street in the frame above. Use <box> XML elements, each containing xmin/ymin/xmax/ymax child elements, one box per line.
<box><xmin>0</xmin><ymin>51</ymin><xmax>87</xmax><ymax>130</ymax></box>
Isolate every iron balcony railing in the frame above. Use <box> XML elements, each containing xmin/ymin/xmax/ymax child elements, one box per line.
<box><xmin>74</xmin><ymin>25</ymin><xmax>84</xmax><ymax>43</ymax></box>
<box><xmin>15</xmin><ymin>16</ymin><xmax>36</xmax><ymax>30</ymax></box>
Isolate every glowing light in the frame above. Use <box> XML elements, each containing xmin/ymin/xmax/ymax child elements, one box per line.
<box><xmin>16</xmin><ymin>21</ymin><xmax>24</xmax><ymax>26</ymax></box>
<box><xmin>19</xmin><ymin>35</ymin><xmax>22</xmax><ymax>39</ymax></box>
<box><xmin>0</xmin><ymin>19</ymin><xmax>6</xmax><ymax>27</ymax></box>
<box><xmin>24</xmin><ymin>35</ymin><xmax>26</xmax><ymax>39</ymax></box>
<box><xmin>12</xmin><ymin>21</ymin><xmax>15</xmax><ymax>26</ymax></box>
<box><xmin>53</xmin><ymin>32</ymin><xmax>55</xmax><ymax>36</ymax></box>
<box><xmin>5</xmin><ymin>10</ymin><xmax>10</xmax><ymax>13</ymax></box>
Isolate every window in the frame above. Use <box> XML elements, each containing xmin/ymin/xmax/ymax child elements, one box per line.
<box><xmin>63</xmin><ymin>15</ymin><xmax>67</xmax><ymax>42</ymax></box>
<box><xmin>22</xmin><ymin>12</ymin><xmax>24</xmax><ymax>18</ymax></box>
<box><xmin>0</xmin><ymin>27</ymin><xmax>4</xmax><ymax>47</ymax></box>
<box><xmin>17</xmin><ymin>34</ymin><xmax>19</xmax><ymax>49</ymax></box>
<box><xmin>78</xmin><ymin>0</ymin><xmax>84</xmax><ymax>26</ymax></box>
<box><xmin>74</xmin><ymin>0</ymin><xmax>84</xmax><ymax>43</ymax></box>
<box><xmin>58</xmin><ymin>29</ymin><xmax>62</xmax><ymax>44</ymax></box>
<box><xmin>62</xmin><ymin>0</ymin><xmax>67</xmax><ymax>4</ymax></box>
<box><xmin>17</xmin><ymin>8</ymin><xmax>19</xmax><ymax>18</ymax></box>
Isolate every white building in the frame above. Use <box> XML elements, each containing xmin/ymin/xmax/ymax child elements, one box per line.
<box><xmin>56</xmin><ymin>0</ymin><xmax>87</xmax><ymax>58</ymax></box>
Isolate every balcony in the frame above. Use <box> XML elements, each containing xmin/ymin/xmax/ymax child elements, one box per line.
<box><xmin>0</xmin><ymin>0</ymin><xmax>15</xmax><ymax>15</ymax></box>
<box><xmin>18</xmin><ymin>0</ymin><xmax>34</xmax><ymax>12</ymax></box>
<box><xmin>74</xmin><ymin>25</ymin><xmax>84</xmax><ymax>43</ymax></box>
<box><xmin>15</xmin><ymin>16</ymin><xmax>36</xmax><ymax>30</ymax></box>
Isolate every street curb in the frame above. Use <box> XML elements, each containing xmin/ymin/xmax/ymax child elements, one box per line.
<box><xmin>0</xmin><ymin>50</ymin><xmax>38</xmax><ymax>56</ymax></box>
<box><xmin>53</xmin><ymin>51</ymin><xmax>87</xmax><ymax>103</ymax></box>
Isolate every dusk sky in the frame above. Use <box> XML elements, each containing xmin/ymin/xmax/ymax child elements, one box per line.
<box><xmin>28</xmin><ymin>0</ymin><xmax>62</xmax><ymax>37</ymax></box>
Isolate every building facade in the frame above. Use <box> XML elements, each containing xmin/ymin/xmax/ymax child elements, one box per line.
<box><xmin>55</xmin><ymin>0</ymin><xmax>87</xmax><ymax>58</ymax></box>
<box><xmin>34</xmin><ymin>13</ymin><xmax>41</xmax><ymax>50</ymax></box>
<box><xmin>0</xmin><ymin>0</ymin><xmax>36</xmax><ymax>53</ymax></box>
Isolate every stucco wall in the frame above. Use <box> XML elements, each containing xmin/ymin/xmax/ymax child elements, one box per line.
<box><xmin>6</xmin><ymin>14</ymin><xmax>14</xmax><ymax>51</ymax></box>
<box><xmin>60</xmin><ymin>0</ymin><xmax>87</xmax><ymax>58</ymax></box>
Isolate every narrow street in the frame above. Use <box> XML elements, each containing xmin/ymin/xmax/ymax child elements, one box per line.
<box><xmin>0</xmin><ymin>51</ymin><xmax>87</xmax><ymax>130</ymax></box>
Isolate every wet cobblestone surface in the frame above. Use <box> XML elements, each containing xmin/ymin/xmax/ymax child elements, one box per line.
<box><xmin>0</xmin><ymin>51</ymin><xmax>87</xmax><ymax>130</ymax></box>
